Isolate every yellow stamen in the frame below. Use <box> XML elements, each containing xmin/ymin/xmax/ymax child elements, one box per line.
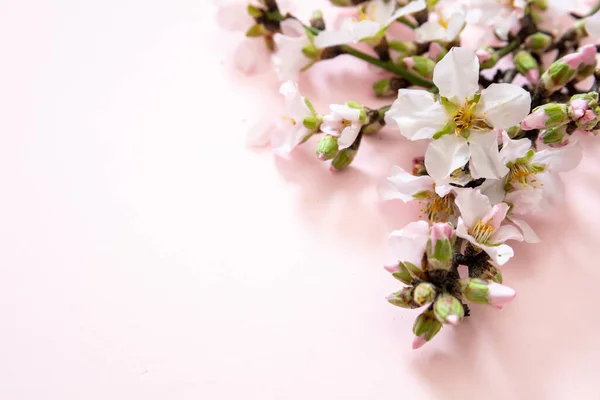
<box><xmin>472</xmin><ymin>219</ymin><xmax>494</xmax><ymax>243</ymax></box>
<box><xmin>282</xmin><ymin>115</ymin><xmax>297</xmax><ymax>126</ymax></box>
<box><xmin>452</xmin><ymin>99</ymin><xmax>487</xmax><ymax>135</ymax></box>
<box><xmin>423</xmin><ymin>192</ymin><xmax>455</xmax><ymax>222</ymax></box>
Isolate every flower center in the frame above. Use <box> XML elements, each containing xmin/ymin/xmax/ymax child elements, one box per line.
<box><xmin>283</xmin><ymin>115</ymin><xmax>297</xmax><ymax>126</ymax></box>
<box><xmin>498</xmin><ymin>0</ymin><xmax>518</xmax><ymax>8</ymax></box>
<box><xmin>507</xmin><ymin>162</ymin><xmax>543</xmax><ymax>187</ymax></box>
<box><xmin>472</xmin><ymin>219</ymin><xmax>494</xmax><ymax>244</ymax></box>
<box><xmin>358</xmin><ymin>3</ymin><xmax>377</xmax><ymax>21</ymax></box>
<box><xmin>421</xmin><ymin>192</ymin><xmax>455</xmax><ymax>222</ymax></box>
<box><xmin>453</xmin><ymin>101</ymin><xmax>478</xmax><ymax>134</ymax></box>
<box><xmin>439</xmin><ymin>15</ymin><xmax>449</xmax><ymax>29</ymax></box>
<box><xmin>340</xmin><ymin>120</ymin><xmax>352</xmax><ymax>129</ymax></box>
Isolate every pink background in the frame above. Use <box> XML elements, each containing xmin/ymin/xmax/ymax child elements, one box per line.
<box><xmin>1</xmin><ymin>0</ymin><xmax>600</xmax><ymax>398</ymax></box>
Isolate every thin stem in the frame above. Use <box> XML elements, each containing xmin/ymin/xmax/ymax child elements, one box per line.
<box><xmin>496</xmin><ymin>40</ymin><xmax>520</xmax><ymax>59</ymax></box>
<box><xmin>341</xmin><ymin>45</ymin><xmax>437</xmax><ymax>90</ymax></box>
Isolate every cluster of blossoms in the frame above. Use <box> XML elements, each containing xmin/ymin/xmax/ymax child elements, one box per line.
<box><xmin>216</xmin><ymin>0</ymin><xmax>600</xmax><ymax>348</ymax></box>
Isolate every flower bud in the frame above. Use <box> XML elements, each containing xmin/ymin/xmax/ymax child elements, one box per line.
<box><xmin>433</xmin><ymin>294</ymin><xmax>465</xmax><ymax>325</ymax></box>
<box><xmin>524</xmin><ymin>33</ymin><xmax>552</xmax><ymax>53</ymax></box>
<box><xmin>386</xmin><ymin>286</ymin><xmax>421</xmax><ymax>309</ymax></box>
<box><xmin>569</xmin><ymin>93</ymin><xmax>600</xmax><ymax>131</ymax></box>
<box><xmin>514</xmin><ymin>51</ymin><xmax>540</xmax><ymax>85</ymax></box>
<box><xmin>330</xmin><ymin>147</ymin><xmax>357</xmax><ymax>171</ymax></box>
<box><xmin>477</xmin><ymin>46</ymin><xmax>498</xmax><ymax>69</ymax></box>
<box><xmin>373</xmin><ymin>77</ymin><xmax>406</xmax><ymax>98</ymax></box>
<box><xmin>413</xmin><ymin>282</ymin><xmax>436</xmax><ymax>306</ymax></box>
<box><xmin>575</xmin><ymin>44</ymin><xmax>597</xmax><ymax>81</ymax></box>
<box><xmin>412</xmin><ymin>309</ymin><xmax>442</xmax><ymax>349</ymax></box>
<box><xmin>541</xmin><ymin>125</ymin><xmax>570</xmax><ymax>147</ymax></box>
<box><xmin>540</xmin><ymin>55</ymin><xmax>582</xmax><ymax>93</ymax></box>
<box><xmin>388</xmin><ymin>40</ymin><xmax>417</xmax><ymax>57</ymax></box>
<box><xmin>460</xmin><ymin>278</ymin><xmax>516</xmax><ymax>309</ymax></box>
<box><xmin>330</xmin><ymin>0</ymin><xmax>359</xmax><ymax>5</ymax></box>
<box><xmin>384</xmin><ymin>263</ymin><xmax>413</xmax><ymax>285</ymax></box>
<box><xmin>402</xmin><ymin>56</ymin><xmax>436</xmax><ymax>80</ymax></box>
<box><xmin>520</xmin><ymin>103</ymin><xmax>569</xmax><ymax>130</ymax></box>
<box><xmin>426</xmin><ymin>223</ymin><xmax>454</xmax><ymax>271</ymax></box>
<box><xmin>310</xmin><ymin>10</ymin><xmax>326</xmax><ymax>30</ymax></box>
<box><xmin>316</xmin><ymin>135</ymin><xmax>339</xmax><ymax>160</ymax></box>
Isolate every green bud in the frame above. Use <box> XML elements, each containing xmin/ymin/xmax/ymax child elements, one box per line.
<box><xmin>412</xmin><ymin>309</ymin><xmax>443</xmax><ymax>348</ymax></box>
<box><xmin>388</xmin><ymin>40</ymin><xmax>417</xmax><ymax>55</ymax></box>
<box><xmin>514</xmin><ymin>50</ymin><xmax>539</xmax><ymax>77</ymax></box>
<box><xmin>373</xmin><ymin>79</ymin><xmax>394</xmax><ymax>97</ymax></box>
<box><xmin>478</xmin><ymin>46</ymin><xmax>499</xmax><ymax>69</ymax></box>
<box><xmin>524</xmin><ymin>33</ymin><xmax>552</xmax><ymax>53</ymax></box>
<box><xmin>303</xmin><ymin>115</ymin><xmax>322</xmax><ymax>131</ymax></box>
<box><xmin>302</xmin><ymin>44</ymin><xmax>320</xmax><ymax>60</ymax></box>
<box><xmin>403</xmin><ymin>56</ymin><xmax>436</xmax><ymax>79</ymax></box>
<box><xmin>385</xmin><ymin>262</ymin><xmax>413</xmax><ymax>285</ymax></box>
<box><xmin>316</xmin><ymin>135</ymin><xmax>339</xmax><ymax>161</ymax></box>
<box><xmin>247</xmin><ymin>4</ymin><xmax>263</xmax><ymax>18</ymax></box>
<box><xmin>329</xmin><ymin>0</ymin><xmax>356</xmax><ymax>6</ymax></box>
<box><xmin>507</xmin><ymin>125</ymin><xmax>521</xmax><ymax>139</ymax></box>
<box><xmin>460</xmin><ymin>278</ymin><xmax>489</xmax><ymax>304</ymax></box>
<box><xmin>541</xmin><ymin>59</ymin><xmax>577</xmax><ymax>93</ymax></box>
<box><xmin>330</xmin><ymin>148</ymin><xmax>357</xmax><ymax>171</ymax></box>
<box><xmin>246</xmin><ymin>24</ymin><xmax>267</xmax><ymax>37</ymax></box>
<box><xmin>387</xmin><ymin>286</ymin><xmax>421</xmax><ymax>309</ymax></box>
<box><xmin>413</xmin><ymin>282</ymin><xmax>436</xmax><ymax>306</ymax></box>
<box><xmin>541</xmin><ymin>126</ymin><xmax>569</xmax><ymax>147</ymax></box>
<box><xmin>433</xmin><ymin>294</ymin><xmax>465</xmax><ymax>325</ymax></box>
<box><xmin>532</xmin><ymin>0</ymin><xmax>548</xmax><ymax>10</ymax></box>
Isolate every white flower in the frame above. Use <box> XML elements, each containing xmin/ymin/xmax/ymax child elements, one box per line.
<box><xmin>468</xmin><ymin>0</ymin><xmax>526</xmax><ymax>40</ymax></box>
<box><xmin>415</xmin><ymin>8</ymin><xmax>466</xmax><ymax>43</ymax></box>
<box><xmin>272</xmin><ymin>20</ymin><xmax>312</xmax><ymax>82</ymax></box>
<box><xmin>385</xmin><ymin>47</ymin><xmax>531</xmax><ymax>182</ymax></box>
<box><xmin>388</xmin><ymin>220</ymin><xmax>430</xmax><ymax>269</ymax></box>
<box><xmin>379</xmin><ymin>165</ymin><xmax>457</xmax><ymax>221</ymax></box>
<box><xmin>585</xmin><ymin>11</ymin><xmax>600</xmax><ymax>39</ymax></box>
<box><xmin>320</xmin><ymin>103</ymin><xmax>365</xmax><ymax>149</ymax></box>
<box><xmin>248</xmin><ymin>81</ymin><xmax>319</xmax><ymax>152</ymax></box>
<box><xmin>314</xmin><ymin>0</ymin><xmax>426</xmax><ymax>48</ymax></box>
<box><xmin>455</xmin><ymin>188</ymin><xmax>523</xmax><ymax>265</ymax></box>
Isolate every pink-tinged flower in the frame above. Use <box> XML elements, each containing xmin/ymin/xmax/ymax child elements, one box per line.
<box><xmin>431</xmin><ymin>222</ymin><xmax>453</xmax><ymax>246</ymax></box>
<box><xmin>385</xmin><ymin>47</ymin><xmax>530</xmax><ymax>182</ymax></box>
<box><xmin>314</xmin><ymin>0</ymin><xmax>426</xmax><ymax>48</ymax></box>
<box><xmin>469</xmin><ymin>0</ymin><xmax>526</xmax><ymax>40</ymax></box>
<box><xmin>487</xmin><ymin>282</ymin><xmax>516</xmax><ymax>309</ymax></box>
<box><xmin>272</xmin><ymin>20</ymin><xmax>312</xmax><ymax>82</ymax></box>
<box><xmin>428</xmin><ymin>42</ymin><xmax>444</xmax><ymax>60</ymax></box>
<box><xmin>412</xmin><ymin>334</ymin><xmax>427</xmax><ymax>350</ymax></box>
<box><xmin>521</xmin><ymin>108</ymin><xmax>551</xmax><ymax>130</ymax></box>
<box><xmin>475</xmin><ymin>47</ymin><xmax>493</xmax><ymax>64</ymax></box>
<box><xmin>455</xmin><ymin>188</ymin><xmax>523</xmax><ymax>265</ymax></box>
<box><xmin>388</xmin><ymin>220</ymin><xmax>430</xmax><ymax>271</ymax></box>
<box><xmin>320</xmin><ymin>103</ymin><xmax>365</xmax><ymax>150</ymax></box>
<box><xmin>415</xmin><ymin>8</ymin><xmax>466</xmax><ymax>44</ymax></box>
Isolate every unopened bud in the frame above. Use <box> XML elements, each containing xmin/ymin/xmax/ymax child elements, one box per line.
<box><xmin>520</xmin><ymin>103</ymin><xmax>569</xmax><ymax>130</ymax></box>
<box><xmin>514</xmin><ymin>51</ymin><xmax>540</xmax><ymax>85</ymax></box>
<box><xmin>413</xmin><ymin>282</ymin><xmax>436</xmax><ymax>306</ymax></box>
<box><xmin>541</xmin><ymin>125</ymin><xmax>570</xmax><ymax>147</ymax></box>
<box><xmin>524</xmin><ymin>33</ymin><xmax>552</xmax><ymax>53</ymax></box>
<box><xmin>402</xmin><ymin>56</ymin><xmax>436</xmax><ymax>80</ymax></box>
<box><xmin>330</xmin><ymin>147</ymin><xmax>357</xmax><ymax>171</ymax></box>
<box><xmin>569</xmin><ymin>92</ymin><xmax>600</xmax><ymax>131</ymax></box>
<box><xmin>433</xmin><ymin>294</ymin><xmax>464</xmax><ymax>325</ymax></box>
<box><xmin>428</xmin><ymin>42</ymin><xmax>447</xmax><ymax>62</ymax></box>
<box><xmin>460</xmin><ymin>278</ymin><xmax>516</xmax><ymax>309</ymax></box>
<box><xmin>426</xmin><ymin>223</ymin><xmax>454</xmax><ymax>270</ymax></box>
<box><xmin>412</xmin><ymin>309</ymin><xmax>442</xmax><ymax>349</ymax></box>
<box><xmin>388</xmin><ymin>40</ymin><xmax>417</xmax><ymax>56</ymax></box>
<box><xmin>575</xmin><ymin>44</ymin><xmax>598</xmax><ymax>81</ymax></box>
<box><xmin>309</xmin><ymin>10</ymin><xmax>326</xmax><ymax>30</ymax></box>
<box><xmin>373</xmin><ymin>77</ymin><xmax>406</xmax><ymax>97</ymax></box>
<box><xmin>386</xmin><ymin>286</ymin><xmax>421</xmax><ymax>309</ymax></box>
<box><xmin>316</xmin><ymin>135</ymin><xmax>339</xmax><ymax>160</ymax></box>
<box><xmin>384</xmin><ymin>262</ymin><xmax>413</xmax><ymax>285</ymax></box>
<box><xmin>477</xmin><ymin>46</ymin><xmax>498</xmax><ymax>69</ymax></box>
<box><xmin>247</xmin><ymin>5</ymin><xmax>263</xmax><ymax>18</ymax></box>
<box><xmin>540</xmin><ymin>55</ymin><xmax>582</xmax><ymax>93</ymax></box>
<box><xmin>532</xmin><ymin>0</ymin><xmax>548</xmax><ymax>10</ymax></box>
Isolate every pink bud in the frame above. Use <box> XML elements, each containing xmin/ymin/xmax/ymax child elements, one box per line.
<box><xmin>570</xmin><ymin>98</ymin><xmax>589</xmax><ymax>119</ymax></box>
<box><xmin>383</xmin><ymin>264</ymin><xmax>400</xmax><ymax>274</ymax></box>
<box><xmin>403</xmin><ymin>57</ymin><xmax>415</xmax><ymax>69</ymax></box>
<box><xmin>428</xmin><ymin>42</ymin><xmax>443</xmax><ymax>60</ymax></box>
<box><xmin>487</xmin><ymin>282</ymin><xmax>516</xmax><ymax>309</ymax></box>
<box><xmin>579</xmin><ymin>44</ymin><xmax>597</xmax><ymax>66</ymax></box>
<box><xmin>580</xmin><ymin>109</ymin><xmax>597</xmax><ymax>125</ymax></box>
<box><xmin>562</xmin><ymin>53</ymin><xmax>584</xmax><ymax>70</ymax></box>
<box><xmin>446</xmin><ymin>315</ymin><xmax>460</xmax><ymax>326</ymax></box>
<box><xmin>520</xmin><ymin>108</ymin><xmax>550</xmax><ymax>130</ymax></box>
<box><xmin>525</xmin><ymin>69</ymin><xmax>540</xmax><ymax>85</ymax></box>
<box><xmin>431</xmin><ymin>223</ymin><xmax>453</xmax><ymax>244</ymax></box>
<box><xmin>317</xmin><ymin>153</ymin><xmax>326</xmax><ymax>160</ymax></box>
<box><xmin>412</xmin><ymin>334</ymin><xmax>427</xmax><ymax>350</ymax></box>
<box><xmin>475</xmin><ymin>48</ymin><xmax>492</xmax><ymax>64</ymax></box>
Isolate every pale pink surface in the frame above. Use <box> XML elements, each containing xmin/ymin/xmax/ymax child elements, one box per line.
<box><xmin>0</xmin><ymin>1</ymin><xmax>600</xmax><ymax>399</ymax></box>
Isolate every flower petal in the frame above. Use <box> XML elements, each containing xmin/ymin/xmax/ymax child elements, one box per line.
<box><xmin>388</xmin><ymin>220</ymin><xmax>430</xmax><ymax>267</ymax></box>
<box><xmin>379</xmin><ymin>166</ymin><xmax>435</xmax><ymax>202</ymax></box>
<box><xmin>509</xmin><ymin>217</ymin><xmax>540</xmax><ymax>244</ymax></box>
<box><xmin>385</xmin><ymin>90</ymin><xmax>448</xmax><ymax>140</ymax></box>
<box><xmin>532</xmin><ymin>141</ymin><xmax>583</xmax><ymax>172</ymax></box>
<box><xmin>477</xmin><ymin>83</ymin><xmax>531</xmax><ymax>129</ymax></box>
<box><xmin>482</xmin><ymin>202</ymin><xmax>510</xmax><ymax>232</ymax></box>
<box><xmin>457</xmin><ymin>217</ymin><xmax>513</xmax><ymax>264</ymax></box>
<box><xmin>386</xmin><ymin>0</ymin><xmax>427</xmax><ymax>26</ymax></box>
<box><xmin>468</xmin><ymin>131</ymin><xmax>510</xmax><ymax>179</ymax></box>
<box><xmin>215</xmin><ymin>1</ymin><xmax>254</xmax><ymax>31</ymax></box>
<box><xmin>330</xmin><ymin>104</ymin><xmax>362</xmax><ymax>121</ymax></box>
<box><xmin>424</xmin><ymin>135</ymin><xmax>470</xmax><ymax>181</ymax></box>
<box><xmin>500</xmin><ymin>130</ymin><xmax>532</xmax><ymax>165</ymax></box>
<box><xmin>272</xmin><ymin>34</ymin><xmax>311</xmax><ymax>82</ymax></box>
<box><xmin>454</xmin><ymin>188</ymin><xmax>492</xmax><ymax>229</ymax></box>
<box><xmin>314</xmin><ymin>20</ymin><xmax>381</xmax><ymax>48</ymax></box>
<box><xmin>415</xmin><ymin>22</ymin><xmax>446</xmax><ymax>43</ymax></box>
<box><xmin>504</xmin><ymin>188</ymin><xmax>544</xmax><ymax>215</ymax></box>
<box><xmin>491</xmin><ymin>224</ymin><xmax>523</xmax><ymax>244</ymax></box>
<box><xmin>233</xmin><ymin>38</ymin><xmax>271</xmax><ymax>75</ymax></box>
<box><xmin>338</xmin><ymin>123</ymin><xmax>361</xmax><ymax>149</ymax></box>
<box><xmin>280</xmin><ymin>18</ymin><xmax>305</xmax><ymax>37</ymax></box>
<box><xmin>433</xmin><ymin>47</ymin><xmax>480</xmax><ymax>102</ymax></box>
<box><xmin>444</xmin><ymin>11</ymin><xmax>466</xmax><ymax>41</ymax></box>
<box><xmin>479</xmin><ymin>178</ymin><xmax>505</xmax><ymax>205</ymax></box>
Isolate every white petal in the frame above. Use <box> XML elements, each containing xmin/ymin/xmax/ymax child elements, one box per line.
<box><xmin>272</xmin><ymin>34</ymin><xmax>311</xmax><ymax>82</ymax></box>
<box><xmin>509</xmin><ymin>217</ymin><xmax>540</xmax><ymax>243</ymax></box>
<box><xmin>314</xmin><ymin>20</ymin><xmax>381</xmax><ymax>48</ymax></box>
<box><xmin>454</xmin><ymin>188</ymin><xmax>492</xmax><ymax>229</ymax></box>
<box><xmin>379</xmin><ymin>166</ymin><xmax>435</xmax><ymax>202</ymax></box>
<box><xmin>385</xmin><ymin>89</ymin><xmax>448</xmax><ymax>140</ymax></box>
<box><xmin>367</xmin><ymin>0</ymin><xmax>396</xmax><ymax>25</ymax></box>
<box><xmin>505</xmin><ymin>188</ymin><xmax>544</xmax><ymax>215</ymax></box>
<box><xmin>477</xmin><ymin>83</ymin><xmax>531</xmax><ymax>129</ymax></box>
<box><xmin>216</xmin><ymin>1</ymin><xmax>254</xmax><ymax>31</ymax></box>
<box><xmin>246</xmin><ymin>119</ymin><xmax>274</xmax><ymax>148</ymax></box>
<box><xmin>468</xmin><ymin>131</ymin><xmax>509</xmax><ymax>179</ymax></box>
<box><xmin>351</xmin><ymin>20</ymin><xmax>384</xmax><ymax>41</ymax></box>
<box><xmin>479</xmin><ymin>242</ymin><xmax>514</xmax><ymax>266</ymax></box>
<box><xmin>280</xmin><ymin>81</ymin><xmax>311</xmax><ymax>121</ymax></box>
<box><xmin>330</xmin><ymin>104</ymin><xmax>362</xmax><ymax>122</ymax></box>
<box><xmin>537</xmin><ymin>172</ymin><xmax>565</xmax><ymax>208</ymax></box>
<box><xmin>338</xmin><ymin>123</ymin><xmax>362</xmax><ymax>149</ymax></box>
<box><xmin>500</xmin><ymin>130</ymin><xmax>532</xmax><ymax>165</ymax></box>
<box><xmin>584</xmin><ymin>12</ymin><xmax>600</xmax><ymax>38</ymax></box>
<box><xmin>314</xmin><ymin>26</ymin><xmax>354</xmax><ymax>48</ymax></box>
<box><xmin>491</xmin><ymin>224</ymin><xmax>523</xmax><ymax>244</ymax></box>
<box><xmin>444</xmin><ymin>11</ymin><xmax>466</xmax><ymax>41</ymax></box>
<box><xmin>424</xmin><ymin>135</ymin><xmax>470</xmax><ymax>181</ymax></box>
<box><xmin>280</xmin><ymin>18</ymin><xmax>305</xmax><ymax>37</ymax></box>
<box><xmin>388</xmin><ymin>220</ymin><xmax>430</xmax><ymax>267</ymax></box>
<box><xmin>435</xmin><ymin>184</ymin><xmax>454</xmax><ymax>197</ymax></box>
<box><xmin>233</xmin><ymin>38</ymin><xmax>271</xmax><ymax>75</ymax></box>
<box><xmin>533</xmin><ymin>141</ymin><xmax>583</xmax><ymax>172</ymax></box>
<box><xmin>275</xmin><ymin>0</ymin><xmax>295</xmax><ymax>18</ymax></box>
<box><xmin>479</xmin><ymin>179</ymin><xmax>506</xmax><ymax>205</ymax></box>
<box><xmin>386</xmin><ymin>0</ymin><xmax>427</xmax><ymax>26</ymax></box>
<box><xmin>415</xmin><ymin>22</ymin><xmax>446</xmax><ymax>43</ymax></box>
<box><xmin>433</xmin><ymin>47</ymin><xmax>480</xmax><ymax>102</ymax></box>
